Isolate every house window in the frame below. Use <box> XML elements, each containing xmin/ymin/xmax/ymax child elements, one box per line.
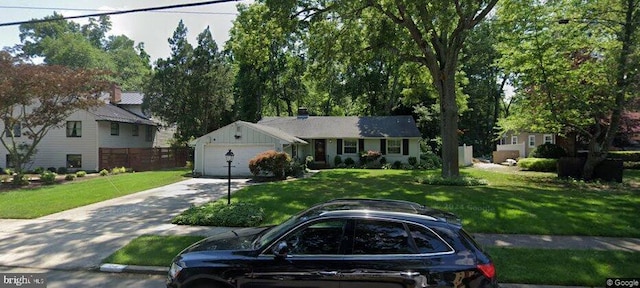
<box><xmin>4</xmin><ymin>123</ymin><xmax>21</xmax><ymax>138</ymax></box>
<box><xmin>511</xmin><ymin>136</ymin><xmax>518</xmax><ymax>145</ymax></box>
<box><xmin>5</xmin><ymin>154</ymin><xmax>14</xmax><ymax>168</ymax></box>
<box><xmin>387</xmin><ymin>139</ymin><xmax>401</xmax><ymax>154</ymax></box>
<box><xmin>66</xmin><ymin>121</ymin><xmax>82</xmax><ymax>137</ymax></box>
<box><xmin>528</xmin><ymin>135</ymin><xmax>536</xmax><ymax>147</ymax></box>
<box><xmin>111</xmin><ymin>122</ymin><xmax>119</xmax><ymax>136</ymax></box>
<box><xmin>132</xmin><ymin>124</ymin><xmax>139</xmax><ymax>136</ymax></box>
<box><xmin>344</xmin><ymin>139</ymin><xmax>357</xmax><ymax>154</ymax></box>
<box><xmin>499</xmin><ymin>136</ymin><xmax>507</xmax><ymax>145</ymax></box>
<box><xmin>544</xmin><ymin>134</ymin><xmax>554</xmax><ymax>144</ymax></box>
<box><xmin>67</xmin><ymin>154</ymin><xmax>82</xmax><ymax>169</ymax></box>
<box><xmin>145</xmin><ymin>126</ymin><xmax>153</xmax><ymax>142</ymax></box>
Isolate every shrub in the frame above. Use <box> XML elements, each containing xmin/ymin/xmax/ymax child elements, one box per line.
<box><xmin>286</xmin><ymin>160</ymin><xmax>305</xmax><ymax>177</ymax></box>
<box><xmin>76</xmin><ymin>170</ymin><xmax>87</xmax><ymax>177</ymax></box>
<box><xmin>111</xmin><ymin>167</ymin><xmax>126</xmax><ymax>174</ymax></box>
<box><xmin>343</xmin><ymin>157</ymin><xmax>356</xmax><ymax>167</ymax></box>
<box><xmin>382</xmin><ymin>163</ymin><xmax>393</xmax><ymax>169</ymax></box>
<box><xmin>334</xmin><ymin>155</ymin><xmax>343</xmax><ymax>167</ymax></box>
<box><xmin>99</xmin><ymin>169</ymin><xmax>109</xmax><ymax>176</ymax></box>
<box><xmin>57</xmin><ymin>167</ymin><xmax>68</xmax><ymax>174</ymax></box>
<box><xmin>379</xmin><ymin>157</ymin><xmax>387</xmax><ymax>165</ymax></box>
<box><xmin>12</xmin><ymin>174</ymin><xmax>30</xmax><ymax>186</ymax></box>
<box><xmin>248</xmin><ymin>150</ymin><xmax>292</xmax><ymax>179</ymax></box>
<box><xmin>392</xmin><ymin>161</ymin><xmax>403</xmax><ymax>169</ymax></box>
<box><xmin>40</xmin><ymin>171</ymin><xmax>57</xmax><ymax>185</ymax></box>
<box><xmin>4</xmin><ymin>168</ymin><xmax>14</xmax><ymax>175</ymax></box>
<box><xmin>34</xmin><ymin>167</ymin><xmax>45</xmax><ymax>174</ymax></box>
<box><xmin>416</xmin><ymin>175</ymin><xmax>488</xmax><ymax>186</ymax></box>
<box><xmin>408</xmin><ymin>156</ymin><xmax>418</xmax><ymax>166</ymax></box>
<box><xmin>518</xmin><ymin>158</ymin><xmax>558</xmax><ymax>172</ymax></box>
<box><xmin>530</xmin><ymin>143</ymin><xmax>567</xmax><ymax>159</ymax></box>
<box><xmin>420</xmin><ymin>152</ymin><xmax>442</xmax><ymax>169</ymax></box>
<box><xmin>65</xmin><ymin>174</ymin><xmax>76</xmax><ymax>181</ymax></box>
<box><xmin>185</xmin><ymin>161</ymin><xmax>193</xmax><ymax>170</ymax></box>
<box><xmin>172</xmin><ymin>202</ymin><xmax>265</xmax><ymax>227</ymax></box>
<box><xmin>47</xmin><ymin>167</ymin><xmax>57</xmax><ymax>173</ymax></box>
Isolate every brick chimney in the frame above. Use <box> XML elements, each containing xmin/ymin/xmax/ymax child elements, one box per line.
<box><xmin>110</xmin><ymin>84</ymin><xmax>122</xmax><ymax>104</ymax></box>
<box><xmin>297</xmin><ymin>107</ymin><xmax>309</xmax><ymax>119</ymax></box>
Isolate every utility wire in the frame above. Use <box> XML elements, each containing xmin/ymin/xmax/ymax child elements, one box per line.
<box><xmin>0</xmin><ymin>0</ymin><xmax>239</xmax><ymax>27</ymax></box>
<box><xmin>0</xmin><ymin>5</ymin><xmax>238</xmax><ymax>16</ymax></box>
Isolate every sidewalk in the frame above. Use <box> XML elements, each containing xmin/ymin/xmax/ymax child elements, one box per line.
<box><xmin>473</xmin><ymin>233</ymin><xmax>640</xmax><ymax>252</ymax></box>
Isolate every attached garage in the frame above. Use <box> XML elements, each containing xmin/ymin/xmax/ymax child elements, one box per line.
<box><xmin>192</xmin><ymin>121</ymin><xmax>307</xmax><ymax>177</ymax></box>
<box><xmin>202</xmin><ymin>144</ymin><xmax>274</xmax><ymax>176</ymax></box>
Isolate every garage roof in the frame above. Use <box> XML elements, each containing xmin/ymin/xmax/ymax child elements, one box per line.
<box><xmin>258</xmin><ymin>116</ymin><xmax>421</xmax><ymax>139</ymax></box>
<box><xmin>240</xmin><ymin>121</ymin><xmax>308</xmax><ymax>144</ymax></box>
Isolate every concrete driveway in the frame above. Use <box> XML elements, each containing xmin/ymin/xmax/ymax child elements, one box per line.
<box><xmin>0</xmin><ymin>178</ymin><xmax>249</xmax><ymax>270</ymax></box>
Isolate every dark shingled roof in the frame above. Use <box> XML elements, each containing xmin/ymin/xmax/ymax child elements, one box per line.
<box><xmin>90</xmin><ymin>104</ymin><xmax>156</xmax><ymax>126</ymax></box>
<box><xmin>258</xmin><ymin>116</ymin><xmax>421</xmax><ymax>139</ymax></box>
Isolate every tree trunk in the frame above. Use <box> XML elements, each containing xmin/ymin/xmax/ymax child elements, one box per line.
<box><xmin>439</xmin><ymin>72</ymin><xmax>460</xmax><ymax>178</ymax></box>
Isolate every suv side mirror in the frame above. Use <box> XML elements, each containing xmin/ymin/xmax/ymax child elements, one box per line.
<box><xmin>273</xmin><ymin>241</ymin><xmax>289</xmax><ymax>259</ymax></box>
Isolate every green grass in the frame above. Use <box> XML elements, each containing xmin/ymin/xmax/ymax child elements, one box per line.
<box><xmin>103</xmin><ymin>235</ymin><xmax>205</xmax><ymax>267</ymax></box>
<box><xmin>104</xmin><ymin>235</ymin><xmax>640</xmax><ymax>286</ymax></box>
<box><xmin>0</xmin><ymin>169</ymin><xmax>189</xmax><ymax>219</ymax></box>
<box><xmin>226</xmin><ymin>168</ymin><xmax>640</xmax><ymax>237</ymax></box>
<box><xmin>488</xmin><ymin>247</ymin><xmax>640</xmax><ymax>286</ymax></box>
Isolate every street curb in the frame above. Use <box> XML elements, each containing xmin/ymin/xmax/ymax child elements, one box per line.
<box><xmin>99</xmin><ymin>263</ymin><xmax>168</xmax><ymax>275</ymax></box>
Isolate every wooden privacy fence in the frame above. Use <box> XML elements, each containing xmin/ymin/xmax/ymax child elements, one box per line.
<box><xmin>99</xmin><ymin>148</ymin><xmax>190</xmax><ymax>171</ymax></box>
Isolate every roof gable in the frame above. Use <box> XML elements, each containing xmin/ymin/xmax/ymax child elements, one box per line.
<box><xmin>258</xmin><ymin>116</ymin><xmax>421</xmax><ymax>139</ymax></box>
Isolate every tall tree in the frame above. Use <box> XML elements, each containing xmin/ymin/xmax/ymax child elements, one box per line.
<box><xmin>145</xmin><ymin>23</ymin><xmax>234</xmax><ymax>145</ymax></box>
<box><xmin>267</xmin><ymin>0</ymin><xmax>497</xmax><ymax>178</ymax></box>
<box><xmin>496</xmin><ymin>0</ymin><xmax>639</xmax><ymax>179</ymax></box>
<box><xmin>18</xmin><ymin>14</ymin><xmax>151</xmax><ymax>91</ymax></box>
<box><xmin>0</xmin><ymin>52</ymin><xmax>110</xmax><ymax>176</ymax></box>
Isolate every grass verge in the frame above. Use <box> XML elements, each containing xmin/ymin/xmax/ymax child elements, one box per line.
<box><xmin>488</xmin><ymin>247</ymin><xmax>640</xmax><ymax>286</ymax></box>
<box><xmin>226</xmin><ymin>168</ymin><xmax>639</xmax><ymax>237</ymax></box>
<box><xmin>0</xmin><ymin>169</ymin><xmax>189</xmax><ymax>219</ymax></box>
<box><xmin>103</xmin><ymin>235</ymin><xmax>205</xmax><ymax>267</ymax></box>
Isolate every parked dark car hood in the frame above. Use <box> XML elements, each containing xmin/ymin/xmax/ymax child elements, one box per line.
<box><xmin>184</xmin><ymin>227</ymin><xmax>271</xmax><ymax>253</ymax></box>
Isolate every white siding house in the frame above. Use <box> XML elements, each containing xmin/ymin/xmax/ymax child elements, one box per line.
<box><xmin>1</xmin><ymin>87</ymin><xmax>158</xmax><ymax>172</ymax></box>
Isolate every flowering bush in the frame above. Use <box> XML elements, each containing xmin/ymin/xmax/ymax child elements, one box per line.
<box><xmin>248</xmin><ymin>150</ymin><xmax>292</xmax><ymax>179</ymax></box>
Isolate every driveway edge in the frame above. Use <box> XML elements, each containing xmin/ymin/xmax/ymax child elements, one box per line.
<box><xmin>100</xmin><ymin>263</ymin><xmax>168</xmax><ymax>275</ymax></box>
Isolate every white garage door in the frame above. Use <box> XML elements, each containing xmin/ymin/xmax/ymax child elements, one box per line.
<box><xmin>203</xmin><ymin>144</ymin><xmax>275</xmax><ymax>176</ymax></box>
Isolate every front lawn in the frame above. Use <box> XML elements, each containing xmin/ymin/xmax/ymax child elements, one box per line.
<box><xmin>104</xmin><ymin>235</ymin><xmax>640</xmax><ymax>287</ymax></box>
<box><xmin>0</xmin><ymin>169</ymin><xmax>189</xmax><ymax>219</ymax></box>
<box><xmin>225</xmin><ymin>168</ymin><xmax>640</xmax><ymax>237</ymax></box>
<box><xmin>488</xmin><ymin>247</ymin><xmax>640</xmax><ymax>286</ymax></box>
<box><xmin>103</xmin><ymin>235</ymin><xmax>205</xmax><ymax>267</ymax></box>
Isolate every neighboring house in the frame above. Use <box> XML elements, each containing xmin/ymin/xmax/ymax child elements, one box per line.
<box><xmin>1</xmin><ymin>86</ymin><xmax>158</xmax><ymax>172</ymax></box>
<box><xmin>192</xmin><ymin>109</ymin><xmax>422</xmax><ymax>176</ymax></box>
<box><xmin>493</xmin><ymin>132</ymin><xmax>557</xmax><ymax>163</ymax></box>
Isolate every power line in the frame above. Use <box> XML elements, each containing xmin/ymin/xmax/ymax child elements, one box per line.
<box><xmin>0</xmin><ymin>0</ymin><xmax>239</xmax><ymax>27</ymax></box>
<box><xmin>0</xmin><ymin>5</ymin><xmax>238</xmax><ymax>16</ymax></box>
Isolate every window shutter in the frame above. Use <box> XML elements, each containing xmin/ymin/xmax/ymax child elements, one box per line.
<box><xmin>358</xmin><ymin>139</ymin><xmax>365</xmax><ymax>152</ymax></box>
<box><xmin>337</xmin><ymin>139</ymin><xmax>343</xmax><ymax>155</ymax></box>
<box><xmin>380</xmin><ymin>139</ymin><xmax>386</xmax><ymax>155</ymax></box>
<box><xmin>402</xmin><ymin>139</ymin><xmax>409</xmax><ymax>155</ymax></box>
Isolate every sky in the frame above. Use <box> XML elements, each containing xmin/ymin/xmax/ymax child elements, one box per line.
<box><xmin>0</xmin><ymin>0</ymin><xmax>252</xmax><ymax>63</ymax></box>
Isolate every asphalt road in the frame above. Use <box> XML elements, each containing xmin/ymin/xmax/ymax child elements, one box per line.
<box><xmin>0</xmin><ymin>267</ymin><xmax>165</xmax><ymax>288</ymax></box>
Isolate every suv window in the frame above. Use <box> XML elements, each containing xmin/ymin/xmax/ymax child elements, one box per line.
<box><xmin>408</xmin><ymin>224</ymin><xmax>452</xmax><ymax>254</ymax></box>
<box><xmin>352</xmin><ymin>220</ymin><xmax>414</xmax><ymax>254</ymax></box>
<box><xmin>284</xmin><ymin>219</ymin><xmax>347</xmax><ymax>255</ymax></box>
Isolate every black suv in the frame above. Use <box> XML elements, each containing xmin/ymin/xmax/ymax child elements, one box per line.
<box><xmin>167</xmin><ymin>198</ymin><xmax>498</xmax><ymax>288</ymax></box>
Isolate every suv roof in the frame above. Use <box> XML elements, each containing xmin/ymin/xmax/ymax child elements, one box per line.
<box><xmin>305</xmin><ymin>198</ymin><xmax>462</xmax><ymax>226</ymax></box>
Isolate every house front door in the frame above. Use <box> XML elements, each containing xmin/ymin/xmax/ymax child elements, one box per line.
<box><xmin>314</xmin><ymin>139</ymin><xmax>326</xmax><ymax>162</ymax></box>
